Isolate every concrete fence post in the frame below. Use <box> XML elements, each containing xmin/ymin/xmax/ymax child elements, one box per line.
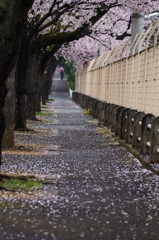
<box><xmin>88</xmin><ymin>97</ymin><xmax>93</xmax><ymax>113</ymax></box>
<box><xmin>120</xmin><ymin>108</ymin><xmax>131</xmax><ymax>139</ymax></box>
<box><xmin>103</xmin><ymin>103</ymin><xmax>111</xmax><ymax>127</ymax></box>
<box><xmin>98</xmin><ymin>102</ymin><xmax>107</xmax><ymax>123</ymax></box>
<box><xmin>92</xmin><ymin>99</ymin><xmax>97</xmax><ymax>118</ymax></box>
<box><xmin>115</xmin><ymin>107</ymin><xmax>125</xmax><ymax>136</ymax></box>
<box><xmin>94</xmin><ymin>100</ymin><xmax>100</xmax><ymax>119</ymax></box>
<box><xmin>108</xmin><ymin>104</ymin><xmax>116</xmax><ymax>127</ymax></box>
<box><xmin>132</xmin><ymin>112</ymin><xmax>145</xmax><ymax>149</ymax></box>
<box><xmin>85</xmin><ymin>96</ymin><xmax>90</xmax><ymax>110</ymax></box>
<box><xmin>140</xmin><ymin>114</ymin><xmax>155</xmax><ymax>155</ymax></box>
<box><xmin>150</xmin><ymin>117</ymin><xmax>159</xmax><ymax>163</ymax></box>
<box><xmin>79</xmin><ymin>93</ymin><xmax>83</xmax><ymax>106</ymax></box>
<box><xmin>89</xmin><ymin>98</ymin><xmax>95</xmax><ymax>116</ymax></box>
<box><xmin>111</xmin><ymin>105</ymin><xmax>121</xmax><ymax>133</ymax></box>
<box><xmin>125</xmin><ymin>109</ymin><xmax>138</xmax><ymax>144</ymax></box>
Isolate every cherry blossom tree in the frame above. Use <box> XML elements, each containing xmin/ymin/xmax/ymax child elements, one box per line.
<box><xmin>15</xmin><ymin>0</ymin><xmax>124</xmax><ymax>129</ymax></box>
<box><xmin>55</xmin><ymin>0</ymin><xmax>159</xmax><ymax>66</ymax></box>
<box><xmin>0</xmin><ymin>0</ymin><xmax>35</xmax><ymax>164</ymax></box>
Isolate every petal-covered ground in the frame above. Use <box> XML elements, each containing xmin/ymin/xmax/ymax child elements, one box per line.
<box><xmin>0</xmin><ymin>80</ymin><xmax>159</xmax><ymax>240</ymax></box>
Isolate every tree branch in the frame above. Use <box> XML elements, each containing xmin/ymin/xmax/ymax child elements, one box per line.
<box><xmin>32</xmin><ymin>2</ymin><xmax>122</xmax><ymax>50</ymax></box>
<box><xmin>37</xmin><ymin>1</ymin><xmax>86</xmax><ymax>33</ymax></box>
<box><xmin>88</xmin><ymin>36</ymin><xmax>110</xmax><ymax>49</ymax></box>
<box><xmin>31</xmin><ymin>1</ymin><xmax>86</xmax><ymax>37</ymax></box>
<box><xmin>32</xmin><ymin>23</ymin><xmax>90</xmax><ymax>50</ymax></box>
<box><xmin>30</xmin><ymin>0</ymin><xmax>58</xmax><ymax>37</ymax></box>
<box><xmin>38</xmin><ymin>44</ymin><xmax>62</xmax><ymax>75</ymax></box>
<box><xmin>37</xmin><ymin>9</ymin><xmax>66</xmax><ymax>33</ymax></box>
<box><xmin>116</xmin><ymin>18</ymin><xmax>132</xmax><ymax>40</ymax></box>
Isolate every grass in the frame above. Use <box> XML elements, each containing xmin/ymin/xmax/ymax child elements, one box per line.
<box><xmin>0</xmin><ymin>178</ymin><xmax>42</xmax><ymax>191</ymax></box>
<box><xmin>82</xmin><ymin>109</ymin><xmax>90</xmax><ymax>116</ymax></box>
<box><xmin>95</xmin><ymin>127</ymin><xmax>112</xmax><ymax>138</ymax></box>
<box><xmin>47</xmin><ymin>98</ymin><xmax>54</xmax><ymax>102</ymax></box>
<box><xmin>96</xmin><ymin>127</ymin><xmax>108</xmax><ymax>135</ymax></box>
<box><xmin>89</xmin><ymin>119</ymin><xmax>98</xmax><ymax>124</ymax></box>
<box><xmin>36</xmin><ymin>112</ymin><xmax>53</xmax><ymax>116</ymax></box>
<box><xmin>95</xmin><ymin>127</ymin><xmax>119</xmax><ymax>145</ymax></box>
<box><xmin>40</xmin><ymin>109</ymin><xmax>49</xmax><ymax>112</ymax></box>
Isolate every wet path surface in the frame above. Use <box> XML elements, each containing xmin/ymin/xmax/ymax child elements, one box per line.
<box><xmin>1</xmin><ymin>80</ymin><xmax>159</xmax><ymax>239</ymax></box>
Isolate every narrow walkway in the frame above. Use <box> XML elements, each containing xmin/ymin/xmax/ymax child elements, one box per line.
<box><xmin>0</xmin><ymin>80</ymin><xmax>159</xmax><ymax>240</ymax></box>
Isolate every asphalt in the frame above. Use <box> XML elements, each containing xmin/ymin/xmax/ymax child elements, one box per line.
<box><xmin>0</xmin><ymin>79</ymin><xmax>159</xmax><ymax>240</ymax></box>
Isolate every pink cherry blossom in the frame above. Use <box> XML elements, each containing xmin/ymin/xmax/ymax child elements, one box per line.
<box><xmin>28</xmin><ymin>0</ymin><xmax>159</xmax><ymax>67</ymax></box>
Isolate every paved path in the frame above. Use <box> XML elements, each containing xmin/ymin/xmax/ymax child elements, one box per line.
<box><xmin>0</xmin><ymin>80</ymin><xmax>159</xmax><ymax>240</ymax></box>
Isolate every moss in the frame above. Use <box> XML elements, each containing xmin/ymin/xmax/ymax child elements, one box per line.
<box><xmin>89</xmin><ymin>119</ymin><xmax>98</xmax><ymax>124</ymax></box>
<box><xmin>95</xmin><ymin>127</ymin><xmax>116</xmax><ymax>141</ymax></box>
<box><xmin>82</xmin><ymin>110</ymin><xmax>90</xmax><ymax>116</ymax></box>
<box><xmin>96</xmin><ymin>127</ymin><xmax>110</xmax><ymax>135</ymax></box>
<box><xmin>0</xmin><ymin>178</ymin><xmax>42</xmax><ymax>191</ymax></box>
<box><xmin>36</xmin><ymin>112</ymin><xmax>53</xmax><ymax>116</ymax></box>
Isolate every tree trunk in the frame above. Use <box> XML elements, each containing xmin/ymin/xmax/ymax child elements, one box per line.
<box><xmin>27</xmin><ymin>53</ymin><xmax>58</xmax><ymax>119</ymax></box>
<box><xmin>15</xmin><ymin>25</ymin><xmax>30</xmax><ymax>130</ymax></box>
<box><xmin>42</xmin><ymin>56</ymin><xmax>58</xmax><ymax>102</ymax></box>
<box><xmin>26</xmin><ymin>51</ymin><xmax>42</xmax><ymax>119</ymax></box>
<box><xmin>36</xmin><ymin>89</ymin><xmax>42</xmax><ymax>112</ymax></box>
<box><xmin>42</xmin><ymin>73</ymin><xmax>48</xmax><ymax>105</ymax></box>
<box><xmin>0</xmin><ymin>0</ymin><xmax>24</xmax><ymax>164</ymax></box>
<box><xmin>27</xmin><ymin>95</ymin><xmax>38</xmax><ymax>120</ymax></box>
<box><xmin>2</xmin><ymin>69</ymin><xmax>16</xmax><ymax>148</ymax></box>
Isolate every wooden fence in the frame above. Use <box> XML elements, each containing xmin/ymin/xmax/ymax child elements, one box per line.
<box><xmin>76</xmin><ymin>19</ymin><xmax>159</xmax><ymax>117</ymax></box>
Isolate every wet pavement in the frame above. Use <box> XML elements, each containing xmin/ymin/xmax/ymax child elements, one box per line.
<box><xmin>1</xmin><ymin>80</ymin><xmax>159</xmax><ymax>240</ymax></box>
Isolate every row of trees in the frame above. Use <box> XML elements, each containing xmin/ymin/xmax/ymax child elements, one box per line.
<box><xmin>0</xmin><ymin>0</ymin><xmax>158</xmax><ymax>164</ymax></box>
